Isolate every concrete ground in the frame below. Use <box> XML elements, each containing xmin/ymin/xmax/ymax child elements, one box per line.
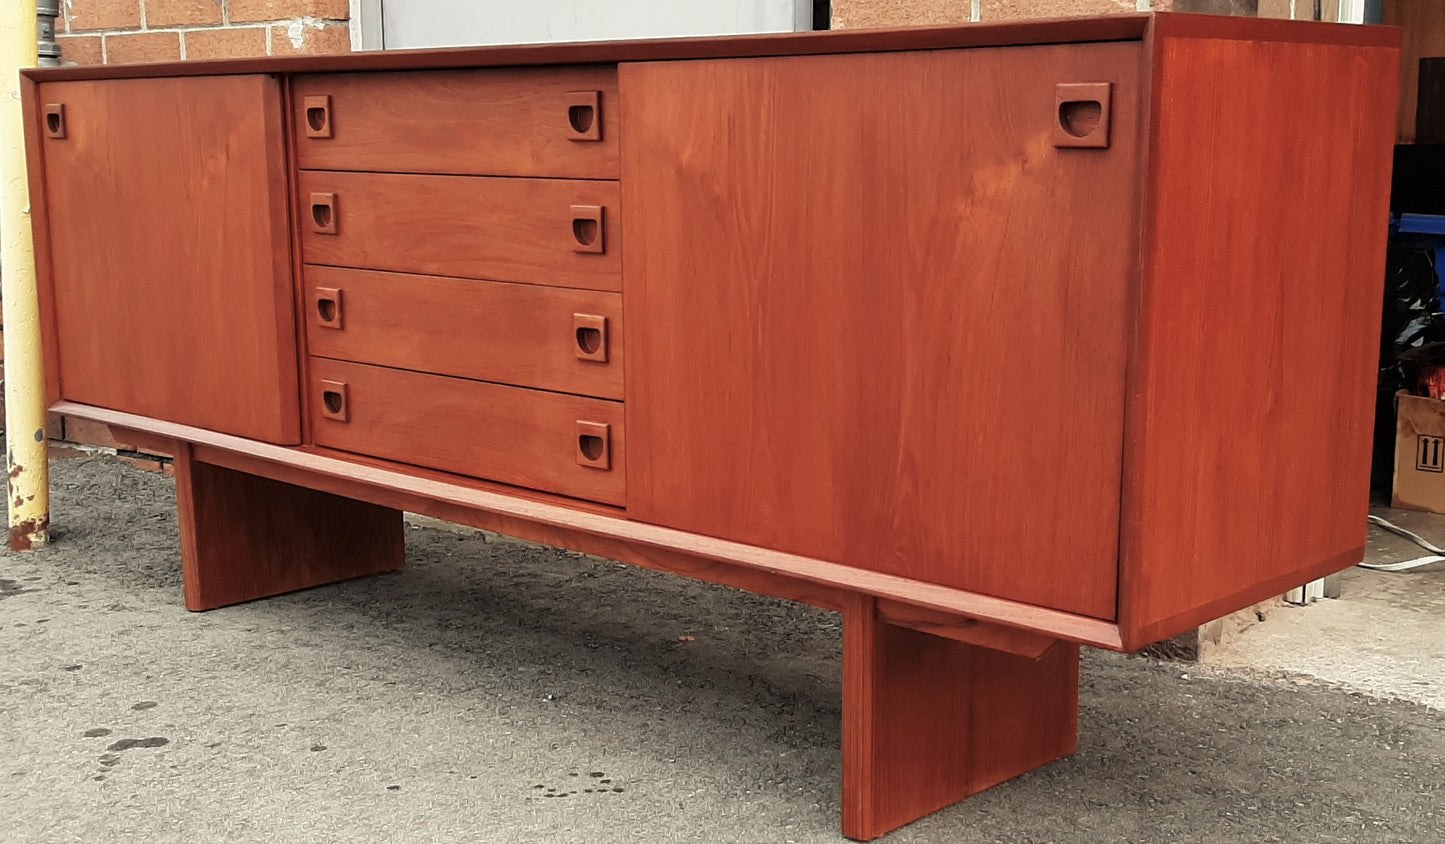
<box><xmin>2</xmin><ymin>455</ymin><xmax>1443</xmax><ymax>843</ymax></box>
<box><xmin>1205</xmin><ymin>508</ymin><xmax>1445</xmax><ymax>711</ymax></box>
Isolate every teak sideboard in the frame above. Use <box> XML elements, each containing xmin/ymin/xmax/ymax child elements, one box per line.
<box><xmin>22</xmin><ymin>13</ymin><xmax>1399</xmax><ymax>840</ymax></box>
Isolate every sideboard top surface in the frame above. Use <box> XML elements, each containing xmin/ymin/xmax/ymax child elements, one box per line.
<box><xmin>22</xmin><ymin>13</ymin><xmax>1396</xmax><ymax>83</ymax></box>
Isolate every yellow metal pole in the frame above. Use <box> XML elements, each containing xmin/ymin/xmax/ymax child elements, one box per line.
<box><xmin>1</xmin><ymin>0</ymin><xmax>51</xmax><ymax>550</ymax></box>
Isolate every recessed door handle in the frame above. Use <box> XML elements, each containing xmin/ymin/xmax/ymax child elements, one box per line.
<box><xmin>1053</xmin><ymin>82</ymin><xmax>1112</xmax><ymax>149</ymax></box>
<box><xmin>43</xmin><ymin>103</ymin><xmax>65</xmax><ymax>139</ymax></box>
<box><xmin>303</xmin><ymin>94</ymin><xmax>332</xmax><ymax>138</ymax></box>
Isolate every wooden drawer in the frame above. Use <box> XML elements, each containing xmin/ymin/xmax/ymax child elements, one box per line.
<box><xmin>293</xmin><ymin>68</ymin><xmax>619</xmax><ymax>179</ymax></box>
<box><xmin>299</xmin><ymin>171</ymin><xmax>621</xmax><ymax>291</ymax></box>
<box><xmin>309</xmin><ymin>358</ymin><xmax>625</xmax><ymax>506</ymax></box>
<box><xmin>305</xmin><ymin>266</ymin><xmax>623</xmax><ymax>399</ymax></box>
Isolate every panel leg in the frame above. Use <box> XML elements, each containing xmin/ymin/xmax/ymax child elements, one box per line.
<box><xmin>841</xmin><ymin>593</ymin><xmax>1080</xmax><ymax>840</ymax></box>
<box><xmin>173</xmin><ymin>443</ymin><xmax>405</xmax><ymax>610</ymax></box>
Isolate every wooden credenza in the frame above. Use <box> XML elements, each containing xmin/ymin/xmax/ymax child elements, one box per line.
<box><xmin>22</xmin><ymin>13</ymin><xmax>1399</xmax><ymax>840</ymax></box>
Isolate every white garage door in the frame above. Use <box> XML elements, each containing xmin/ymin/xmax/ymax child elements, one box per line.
<box><xmin>368</xmin><ymin>0</ymin><xmax>816</xmax><ymax>50</ymax></box>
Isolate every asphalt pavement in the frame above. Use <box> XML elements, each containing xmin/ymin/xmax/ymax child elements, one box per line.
<box><xmin>2</xmin><ymin>456</ymin><xmax>1441</xmax><ymax>843</ymax></box>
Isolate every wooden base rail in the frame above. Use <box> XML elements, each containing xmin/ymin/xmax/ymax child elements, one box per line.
<box><xmin>69</xmin><ymin>401</ymin><xmax>1125</xmax><ymax>651</ymax></box>
<box><xmin>130</xmin><ymin>412</ymin><xmax>1086</xmax><ymax>839</ymax></box>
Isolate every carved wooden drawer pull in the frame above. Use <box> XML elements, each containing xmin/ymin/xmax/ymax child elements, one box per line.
<box><xmin>570</xmin><ymin>205</ymin><xmax>604</xmax><ymax>253</ymax></box>
<box><xmin>318</xmin><ymin>380</ymin><xmax>349</xmax><ymax>422</ymax></box>
<box><xmin>576</xmin><ymin>421</ymin><xmax>611</xmax><ymax>470</ymax></box>
<box><xmin>565</xmin><ymin>90</ymin><xmax>602</xmax><ymax>142</ymax></box>
<box><xmin>304</xmin><ymin>95</ymin><xmax>332</xmax><ymax>138</ymax></box>
<box><xmin>313</xmin><ymin>287</ymin><xmax>343</xmax><ymax>329</ymax></box>
<box><xmin>573</xmin><ymin>313</ymin><xmax>608</xmax><ymax>362</ymax></box>
<box><xmin>310</xmin><ymin>192</ymin><xmax>337</xmax><ymax>235</ymax></box>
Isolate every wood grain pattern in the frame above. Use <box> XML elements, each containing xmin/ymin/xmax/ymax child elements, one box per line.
<box><xmin>25</xmin><ymin>16</ymin><xmax>1156</xmax><ymax>82</ymax></box>
<box><xmin>842</xmin><ymin>593</ymin><xmax>1078</xmax><ymax>840</ymax></box>
<box><xmin>1118</xmin><ymin>32</ymin><xmax>1399</xmax><ymax>649</ymax></box>
<box><xmin>292</xmin><ymin>68</ymin><xmax>620</xmax><ymax>178</ymax></box>
<box><xmin>284</xmin><ymin>79</ymin><xmax>320</xmax><ymax>448</ymax></box>
<box><xmin>308</xmin><ymin>359</ymin><xmax>626</xmax><ymax>506</ymax></box>
<box><xmin>873</xmin><ymin>599</ymin><xmax>1058</xmax><ymax>658</ymax></box>
<box><xmin>1150</xmin><ymin>11</ymin><xmax>1401</xmax><ymax>47</ymax></box>
<box><xmin>52</xmin><ymin>401</ymin><xmax>1127</xmax><ymax>649</ymax></box>
<box><xmin>1125</xmin><ymin>545</ymin><xmax>1366</xmax><ymax>648</ymax></box>
<box><xmin>173</xmin><ymin>442</ymin><xmax>404</xmax><ymax>611</ymax></box>
<box><xmin>304</xmin><ymin>266</ymin><xmax>623</xmax><ymax>399</ymax></box>
<box><xmin>105</xmin><ymin>426</ymin><xmax>175</xmax><ymax>456</ymax></box>
<box><xmin>206</xmin><ymin>442</ymin><xmax>849</xmax><ymax>613</ymax></box>
<box><xmin>622</xmin><ymin>45</ymin><xmax>1142</xmax><ymax>619</ymax></box>
<box><xmin>35</xmin><ymin>76</ymin><xmax>300</xmax><ymax>443</ymax></box>
<box><xmin>298</xmin><ymin>170</ymin><xmax>621</xmax><ymax>291</ymax></box>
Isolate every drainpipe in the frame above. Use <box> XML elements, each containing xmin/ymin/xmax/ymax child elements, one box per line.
<box><xmin>36</xmin><ymin>0</ymin><xmax>59</xmax><ymax>67</ymax></box>
<box><xmin>1</xmin><ymin>0</ymin><xmax>52</xmax><ymax>551</ymax></box>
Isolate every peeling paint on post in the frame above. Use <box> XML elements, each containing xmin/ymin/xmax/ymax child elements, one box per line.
<box><xmin>9</xmin><ymin>516</ymin><xmax>48</xmax><ymax>551</ymax></box>
<box><xmin>2</xmin><ymin>0</ymin><xmax>52</xmax><ymax>551</ymax></box>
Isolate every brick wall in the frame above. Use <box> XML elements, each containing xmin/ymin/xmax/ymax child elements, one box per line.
<box><xmin>55</xmin><ymin>0</ymin><xmax>352</xmax><ymax>65</ymax></box>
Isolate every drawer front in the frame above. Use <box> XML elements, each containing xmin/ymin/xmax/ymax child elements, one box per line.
<box><xmin>299</xmin><ymin>171</ymin><xmax>621</xmax><ymax>291</ymax></box>
<box><xmin>309</xmin><ymin>358</ymin><xmax>625</xmax><ymax>506</ymax></box>
<box><xmin>306</xmin><ymin>266</ymin><xmax>623</xmax><ymax>399</ymax></box>
<box><xmin>293</xmin><ymin>68</ymin><xmax>619</xmax><ymax>179</ymax></box>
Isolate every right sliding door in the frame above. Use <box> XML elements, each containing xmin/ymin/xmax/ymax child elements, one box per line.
<box><xmin>620</xmin><ymin>43</ymin><xmax>1141</xmax><ymax>619</ymax></box>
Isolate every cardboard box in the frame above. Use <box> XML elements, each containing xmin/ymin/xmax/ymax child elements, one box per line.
<box><xmin>1393</xmin><ymin>393</ymin><xmax>1445</xmax><ymax>512</ymax></box>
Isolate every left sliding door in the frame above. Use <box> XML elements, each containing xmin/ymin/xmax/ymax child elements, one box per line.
<box><xmin>34</xmin><ymin>75</ymin><xmax>300</xmax><ymax>444</ymax></box>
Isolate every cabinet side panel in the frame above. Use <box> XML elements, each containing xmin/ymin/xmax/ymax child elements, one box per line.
<box><xmin>1121</xmin><ymin>34</ymin><xmax>1399</xmax><ymax>647</ymax></box>
<box><xmin>39</xmin><ymin>75</ymin><xmax>300</xmax><ymax>444</ymax></box>
<box><xmin>622</xmin><ymin>45</ymin><xmax>1141</xmax><ymax>619</ymax></box>
<box><xmin>20</xmin><ymin>76</ymin><xmax>64</xmax><ymax>406</ymax></box>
